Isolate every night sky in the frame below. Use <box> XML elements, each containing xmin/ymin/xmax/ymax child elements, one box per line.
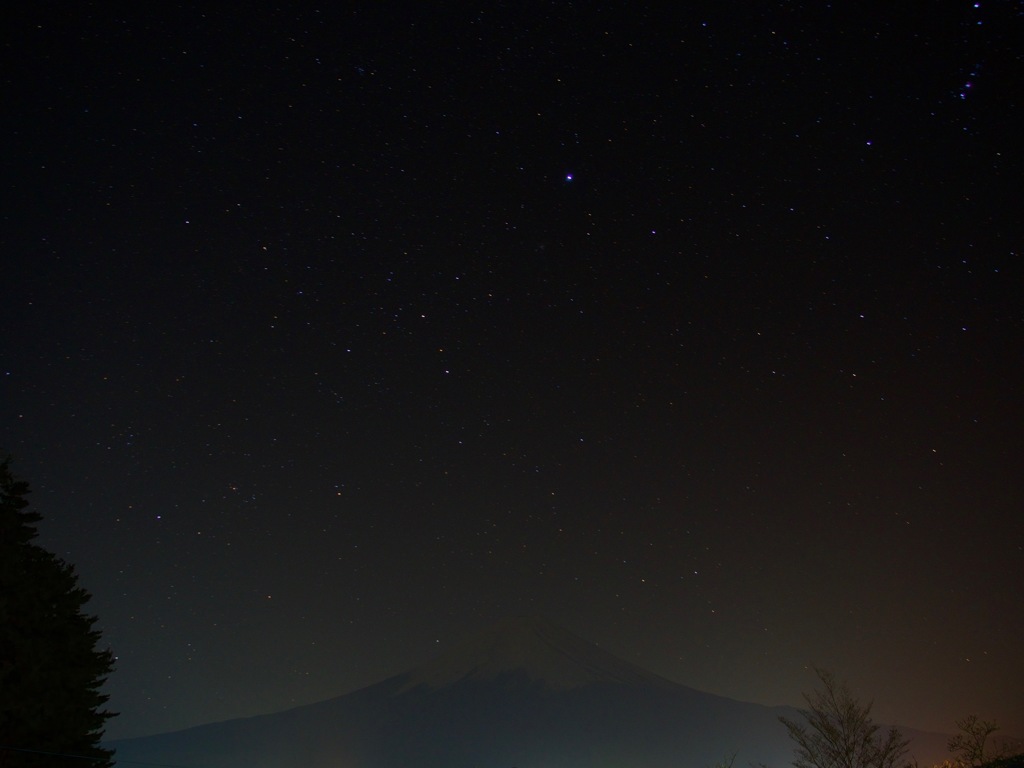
<box><xmin>4</xmin><ymin>1</ymin><xmax>1022</xmax><ymax>744</ymax></box>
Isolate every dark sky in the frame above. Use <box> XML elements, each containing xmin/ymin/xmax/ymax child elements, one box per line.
<box><xmin>4</xmin><ymin>1</ymin><xmax>1022</xmax><ymax>743</ymax></box>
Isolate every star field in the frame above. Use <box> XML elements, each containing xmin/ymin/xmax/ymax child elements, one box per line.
<box><xmin>2</xmin><ymin>0</ymin><xmax>1022</xmax><ymax>743</ymax></box>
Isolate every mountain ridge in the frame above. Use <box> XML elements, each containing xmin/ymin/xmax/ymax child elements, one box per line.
<box><xmin>397</xmin><ymin>614</ymin><xmax>676</xmax><ymax>692</ymax></box>
<box><xmin>108</xmin><ymin>617</ymin><xmax>954</xmax><ymax>768</ymax></box>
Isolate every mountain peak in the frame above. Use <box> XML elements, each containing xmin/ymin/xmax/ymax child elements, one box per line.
<box><xmin>399</xmin><ymin>615</ymin><xmax>671</xmax><ymax>692</ymax></box>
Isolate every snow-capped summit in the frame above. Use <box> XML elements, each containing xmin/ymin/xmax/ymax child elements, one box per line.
<box><xmin>400</xmin><ymin>615</ymin><xmax>671</xmax><ymax>691</ymax></box>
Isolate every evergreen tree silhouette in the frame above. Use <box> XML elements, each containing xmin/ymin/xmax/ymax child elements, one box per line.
<box><xmin>1</xmin><ymin>458</ymin><xmax>116</xmax><ymax>766</ymax></box>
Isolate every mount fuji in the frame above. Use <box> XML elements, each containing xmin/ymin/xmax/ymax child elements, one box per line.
<box><xmin>108</xmin><ymin>616</ymin><xmax>950</xmax><ymax>768</ymax></box>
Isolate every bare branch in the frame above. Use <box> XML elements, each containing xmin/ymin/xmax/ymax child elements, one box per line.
<box><xmin>780</xmin><ymin>669</ymin><xmax>909</xmax><ymax>768</ymax></box>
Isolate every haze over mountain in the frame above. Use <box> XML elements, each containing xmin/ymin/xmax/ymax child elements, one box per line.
<box><xmin>109</xmin><ymin>617</ymin><xmax>952</xmax><ymax>768</ymax></box>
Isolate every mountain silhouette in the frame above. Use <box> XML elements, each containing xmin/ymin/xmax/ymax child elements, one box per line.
<box><xmin>109</xmin><ymin>616</ymin><xmax>951</xmax><ymax>768</ymax></box>
<box><xmin>399</xmin><ymin>614</ymin><xmax>672</xmax><ymax>691</ymax></box>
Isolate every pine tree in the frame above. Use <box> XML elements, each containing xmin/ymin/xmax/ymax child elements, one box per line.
<box><xmin>0</xmin><ymin>458</ymin><xmax>116</xmax><ymax>767</ymax></box>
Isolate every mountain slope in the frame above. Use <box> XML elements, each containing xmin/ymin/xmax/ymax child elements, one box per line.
<box><xmin>109</xmin><ymin>617</ymin><xmax>952</xmax><ymax>768</ymax></box>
